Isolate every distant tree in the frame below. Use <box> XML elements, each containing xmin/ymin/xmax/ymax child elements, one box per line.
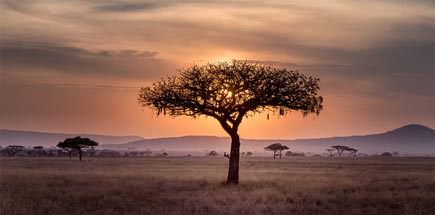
<box><xmin>331</xmin><ymin>145</ymin><xmax>357</xmax><ymax>157</ymax></box>
<box><xmin>331</xmin><ymin>145</ymin><xmax>346</xmax><ymax>157</ymax></box>
<box><xmin>139</xmin><ymin>60</ymin><xmax>323</xmax><ymax>184</ymax></box>
<box><xmin>208</xmin><ymin>150</ymin><xmax>219</xmax><ymax>156</ymax></box>
<box><xmin>32</xmin><ymin>146</ymin><xmax>44</xmax><ymax>156</ymax></box>
<box><xmin>381</xmin><ymin>152</ymin><xmax>393</xmax><ymax>157</ymax></box>
<box><xmin>265</xmin><ymin>143</ymin><xmax>290</xmax><ymax>159</ymax></box>
<box><xmin>6</xmin><ymin>145</ymin><xmax>25</xmax><ymax>156</ymax></box>
<box><xmin>246</xmin><ymin>152</ymin><xmax>253</xmax><ymax>157</ymax></box>
<box><xmin>57</xmin><ymin>136</ymin><xmax>98</xmax><ymax>161</ymax></box>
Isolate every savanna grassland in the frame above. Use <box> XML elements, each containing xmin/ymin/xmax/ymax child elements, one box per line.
<box><xmin>1</xmin><ymin>157</ymin><xmax>435</xmax><ymax>215</ymax></box>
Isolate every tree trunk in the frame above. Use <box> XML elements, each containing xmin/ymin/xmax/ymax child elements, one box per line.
<box><xmin>78</xmin><ymin>149</ymin><xmax>82</xmax><ymax>161</ymax></box>
<box><xmin>227</xmin><ymin>133</ymin><xmax>240</xmax><ymax>184</ymax></box>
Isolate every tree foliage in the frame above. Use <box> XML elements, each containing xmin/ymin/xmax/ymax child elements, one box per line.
<box><xmin>5</xmin><ymin>145</ymin><xmax>25</xmax><ymax>156</ymax></box>
<box><xmin>57</xmin><ymin>136</ymin><xmax>98</xmax><ymax>161</ymax></box>
<box><xmin>264</xmin><ymin>143</ymin><xmax>290</xmax><ymax>151</ymax></box>
<box><xmin>264</xmin><ymin>143</ymin><xmax>290</xmax><ymax>159</ymax></box>
<box><xmin>139</xmin><ymin>60</ymin><xmax>323</xmax><ymax>134</ymax></box>
<box><xmin>138</xmin><ymin>60</ymin><xmax>323</xmax><ymax>184</ymax></box>
<box><xmin>330</xmin><ymin>145</ymin><xmax>357</xmax><ymax>157</ymax></box>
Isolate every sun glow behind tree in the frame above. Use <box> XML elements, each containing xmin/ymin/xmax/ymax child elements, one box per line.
<box><xmin>138</xmin><ymin>60</ymin><xmax>323</xmax><ymax>184</ymax></box>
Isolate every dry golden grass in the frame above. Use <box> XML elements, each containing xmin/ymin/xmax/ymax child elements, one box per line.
<box><xmin>1</xmin><ymin>157</ymin><xmax>435</xmax><ymax>215</ymax></box>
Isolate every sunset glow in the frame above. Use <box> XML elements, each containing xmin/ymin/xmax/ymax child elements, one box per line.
<box><xmin>1</xmin><ymin>0</ymin><xmax>434</xmax><ymax>138</ymax></box>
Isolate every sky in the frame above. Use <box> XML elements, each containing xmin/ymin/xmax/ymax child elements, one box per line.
<box><xmin>1</xmin><ymin>0</ymin><xmax>435</xmax><ymax>139</ymax></box>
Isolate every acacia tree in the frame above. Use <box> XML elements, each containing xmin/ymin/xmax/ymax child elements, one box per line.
<box><xmin>331</xmin><ymin>145</ymin><xmax>346</xmax><ymax>157</ymax></box>
<box><xmin>57</xmin><ymin>136</ymin><xmax>98</xmax><ymax>161</ymax></box>
<box><xmin>138</xmin><ymin>60</ymin><xmax>323</xmax><ymax>184</ymax></box>
<box><xmin>264</xmin><ymin>143</ymin><xmax>290</xmax><ymax>159</ymax></box>
<box><xmin>5</xmin><ymin>145</ymin><xmax>25</xmax><ymax>156</ymax></box>
<box><xmin>331</xmin><ymin>145</ymin><xmax>357</xmax><ymax>157</ymax></box>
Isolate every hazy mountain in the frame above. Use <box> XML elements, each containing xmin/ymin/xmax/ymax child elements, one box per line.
<box><xmin>0</xmin><ymin>129</ymin><xmax>143</xmax><ymax>147</ymax></box>
<box><xmin>103</xmin><ymin>124</ymin><xmax>435</xmax><ymax>155</ymax></box>
<box><xmin>1</xmin><ymin>124</ymin><xmax>434</xmax><ymax>155</ymax></box>
<box><xmin>282</xmin><ymin>124</ymin><xmax>435</xmax><ymax>154</ymax></box>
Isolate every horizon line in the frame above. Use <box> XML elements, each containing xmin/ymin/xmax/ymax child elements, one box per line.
<box><xmin>1</xmin><ymin>123</ymin><xmax>432</xmax><ymax>141</ymax></box>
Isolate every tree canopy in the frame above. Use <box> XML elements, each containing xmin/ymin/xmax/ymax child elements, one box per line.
<box><xmin>139</xmin><ymin>60</ymin><xmax>322</xmax><ymax>134</ymax></box>
<box><xmin>330</xmin><ymin>145</ymin><xmax>357</xmax><ymax>157</ymax></box>
<box><xmin>265</xmin><ymin>143</ymin><xmax>290</xmax><ymax>151</ymax></box>
<box><xmin>138</xmin><ymin>60</ymin><xmax>323</xmax><ymax>184</ymax></box>
<box><xmin>264</xmin><ymin>143</ymin><xmax>290</xmax><ymax>159</ymax></box>
<box><xmin>57</xmin><ymin>136</ymin><xmax>98</xmax><ymax>161</ymax></box>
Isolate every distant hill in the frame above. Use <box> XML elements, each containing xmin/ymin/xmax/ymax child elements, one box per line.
<box><xmin>282</xmin><ymin>124</ymin><xmax>435</xmax><ymax>154</ymax></box>
<box><xmin>1</xmin><ymin>124</ymin><xmax>434</xmax><ymax>155</ymax></box>
<box><xmin>0</xmin><ymin>129</ymin><xmax>143</xmax><ymax>147</ymax></box>
<box><xmin>103</xmin><ymin>124</ymin><xmax>435</xmax><ymax>155</ymax></box>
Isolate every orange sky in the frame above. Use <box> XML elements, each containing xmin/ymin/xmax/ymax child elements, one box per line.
<box><xmin>1</xmin><ymin>0</ymin><xmax>435</xmax><ymax>138</ymax></box>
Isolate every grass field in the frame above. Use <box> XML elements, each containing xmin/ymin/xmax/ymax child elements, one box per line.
<box><xmin>1</xmin><ymin>157</ymin><xmax>435</xmax><ymax>215</ymax></box>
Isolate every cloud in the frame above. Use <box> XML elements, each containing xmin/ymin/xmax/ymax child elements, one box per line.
<box><xmin>2</xmin><ymin>0</ymin><xmax>434</xmax><ymax>97</ymax></box>
<box><xmin>95</xmin><ymin>2</ymin><xmax>161</xmax><ymax>12</ymax></box>
<box><xmin>1</xmin><ymin>40</ymin><xmax>176</xmax><ymax>81</ymax></box>
<box><xmin>267</xmin><ymin>39</ymin><xmax>435</xmax><ymax>97</ymax></box>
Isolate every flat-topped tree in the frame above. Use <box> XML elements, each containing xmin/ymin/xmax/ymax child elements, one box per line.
<box><xmin>331</xmin><ymin>145</ymin><xmax>357</xmax><ymax>157</ymax></box>
<box><xmin>331</xmin><ymin>145</ymin><xmax>347</xmax><ymax>157</ymax></box>
<box><xmin>265</xmin><ymin>143</ymin><xmax>290</xmax><ymax>159</ymax></box>
<box><xmin>6</xmin><ymin>145</ymin><xmax>25</xmax><ymax>156</ymax></box>
<box><xmin>139</xmin><ymin>60</ymin><xmax>323</xmax><ymax>184</ymax></box>
<box><xmin>57</xmin><ymin>136</ymin><xmax>98</xmax><ymax>161</ymax></box>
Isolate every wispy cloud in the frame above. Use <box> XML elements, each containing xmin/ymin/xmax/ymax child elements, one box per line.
<box><xmin>95</xmin><ymin>2</ymin><xmax>162</xmax><ymax>12</ymax></box>
<box><xmin>1</xmin><ymin>40</ymin><xmax>175</xmax><ymax>80</ymax></box>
